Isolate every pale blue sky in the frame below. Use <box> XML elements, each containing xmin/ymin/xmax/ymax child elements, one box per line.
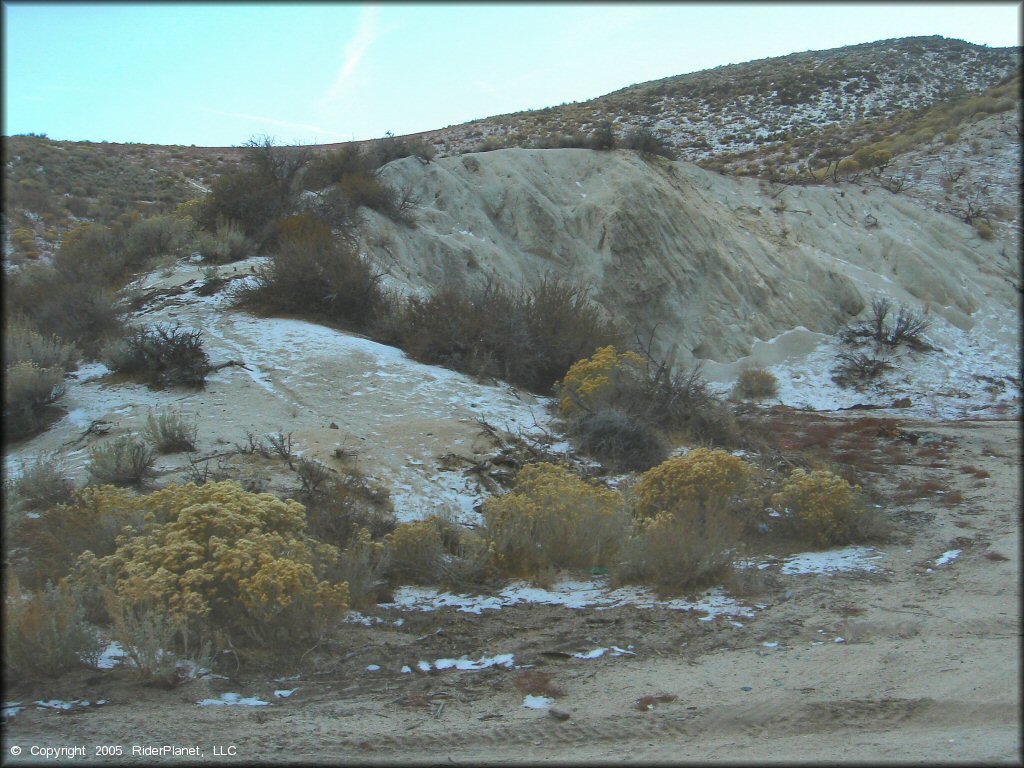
<box><xmin>3</xmin><ymin>2</ymin><xmax>1021</xmax><ymax>147</ymax></box>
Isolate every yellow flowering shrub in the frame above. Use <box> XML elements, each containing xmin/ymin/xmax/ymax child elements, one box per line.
<box><xmin>771</xmin><ymin>469</ymin><xmax>863</xmax><ymax>546</ymax></box>
<box><xmin>482</xmin><ymin>463</ymin><xmax>629</xmax><ymax>577</ymax></box>
<box><xmin>557</xmin><ymin>345</ymin><xmax>646</xmax><ymax>417</ymax></box>
<box><xmin>76</xmin><ymin>481</ymin><xmax>349</xmax><ymax>648</ymax></box>
<box><xmin>634</xmin><ymin>449</ymin><xmax>753</xmax><ymax>520</ymax></box>
<box><xmin>386</xmin><ymin>519</ymin><xmax>445</xmax><ymax>584</ymax></box>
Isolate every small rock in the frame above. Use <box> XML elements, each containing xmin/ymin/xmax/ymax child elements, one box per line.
<box><xmin>740</xmin><ymin>686</ymin><xmax>753</xmax><ymax>692</ymax></box>
<box><xmin>329</xmin><ymin>422</ymin><xmax>339</xmax><ymax>429</ymax></box>
<box><xmin>548</xmin><ymin>708</ymin><xmax>571</xmax><ymax>721</ymax></box>
<box><xmin>891</xmin><ymin>397</ymin><xmax>912</xmax><ymax>408</ymax></box>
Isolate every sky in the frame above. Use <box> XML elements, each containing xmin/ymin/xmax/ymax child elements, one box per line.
<box><xmin>3</xmin><ymin>2</ymin><xmax>1021</xmax><ymax>147</ymax></box>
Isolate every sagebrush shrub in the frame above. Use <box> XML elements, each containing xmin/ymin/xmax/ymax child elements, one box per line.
<box><xmin>101</xmin><ymin>324</ymin><xmax>211</xmax><ymax>388</ymax></box>
<box><xmin>771</xmin><ymin>468</ymin><xmax>880</xmax><ymax>546</ymax></box>
<box><xmin>392</xmin><ymin>278</ymin><xmax>618</xmax><ymax>394</ymax></box>
<box><xmin>5</xmin><ymin>452</ymin><xmax>76</xmax><ymax>513</ymax></box>
<box><xmin>142</xmin><ymin>409</ymin><xmax>199</xmax><ymax>453</ymax></box>
<box><xmin>3</xmin><ymin>265</ymin><xmax>126</xmax><ymax>356</ymax></box>
<box><xmin>4</xmin><ymin>578</ymin><xmax>102</xmax><ymax>681</ymax></box>
<box><xmin>233</xmin><ymin>214</ymin><xmax>387</xmax><ymax>328</ymax></box>
<box><xmin>3</xmin><ymin>361</ymin><xmax>67</xmax><ymax>440</ymax></box>
<box><xmin>731</xmin><ymin>366</ymin><xmax>779</xmax><ymax>400</ymax></box>
<box><xmin>86</xmin><ymin>436</ymin><xmax>155</xmax><ymax>487</ymax></box>
<box><xmin>4</xmin><ymin>320</ymin><xmax>80</xmax><ymax>371</ymax></box>
<box><xmin>335</xmin><ymin>527</ymin><xmax>390</xmax><ymax>609</ymax></box>
<box><xmin>572</xmin><ymin>408</ymin><xmax>668</xmax><ymax>472</ymax></box>
<box><xmin>482</xmin><ymin>463</ymin><xmax>628</xmax><ymax>577</ymax></box>
<box><xmin>76</xmin><ymin>481</ymin><xmax>350</xmax><ymax>649</ymax></box>
<box><xmin>613</xmin><ymin>509</ymin><xmax>741</xmax><ymax>593</ymax></box>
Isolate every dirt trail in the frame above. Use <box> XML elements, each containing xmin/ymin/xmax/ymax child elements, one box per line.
<box><xmin>4</xmin><ymin>420</ymin><xmax>1018</xmax><ymax>764</ymax></box>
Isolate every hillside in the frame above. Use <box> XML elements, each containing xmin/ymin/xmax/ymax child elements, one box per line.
<box><xmin>3</xmin><ymin>36</ymin><xmax>1019</xmax><ymax>262</ymax></box>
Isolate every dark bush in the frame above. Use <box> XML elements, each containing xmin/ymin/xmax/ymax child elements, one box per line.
<box><xmin>233</xmin><ymin>214</ymin><xmax>387</xmax><ymax>328</ymax></box>
<box><xmin>4</xmin><ymin>266</ymin><xmax>126</xmax><ymax>356</ymax></box>
<box><xmin>622</xmin><ymin>127</ymin><xmax>677</xmax><ymax>159</ymax></box>
<box><xmin>101</xmin><ymin>324</ymin><xmax>211</xmax><ymax>388</ymax></box>
<box><xmin>389</xmin><ymin>277</ymin><xmax>619</xmax><ymax>394</ymax></box>
<box><xmin>571</xmin><ymin>409</ymin><xmax>668</xmax><ymax>472</ymax></box>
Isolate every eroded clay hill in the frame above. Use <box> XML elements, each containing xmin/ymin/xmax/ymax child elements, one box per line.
<box><xmin>358</xmin><ymin>148</ymin><xmax>1019</xmax><ymax>366</ymax></box>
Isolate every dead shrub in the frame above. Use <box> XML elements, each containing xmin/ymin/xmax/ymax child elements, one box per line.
<box><xmin>842</xmin><ymin>297</ymin><xmax>933</xmax><ymax>351</ymax></box>
<box><xmin>959</xmin><ymin>465</ymin><xmax>991</xmax><ymax>479</ymax></box>
<box><xmin>831</xmin><ymin>352</ymin><xmax>895</xmax><ymax>388</ymax></box>
<box><xmin>635</xmin><ymin>693</ymin><xmax>678</xmax><ymax>711</ymax></box>
<box><xmin>336</xmin><ymin>527</ymin><xmax>390</xmax><ymax>610</ymax></box>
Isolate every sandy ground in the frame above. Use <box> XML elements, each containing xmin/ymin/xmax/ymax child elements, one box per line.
<box><xmin>3</xmin><ymin>417</ymin><xmax>1018</xmax><ymax>764</ymax></box>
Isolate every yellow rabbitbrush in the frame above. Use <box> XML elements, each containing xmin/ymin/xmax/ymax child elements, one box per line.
<box><xmin>75</xmin><ymin>481</ymin><xmax>349</xmax><ymax>648</ymax></box>
<box><xmin>482</xmin><ymin>462</ymin><xmax>628</xmax><ymax>577</ymax></box>
<box><xmin>557</xmin><ymin>345</ymin><xmax>646</xmax><ymax>417</ymax></box>
<box><xmin>771</xmin><ymin>468</ymin><xmax>863</xmax><ymax>547</ymax></box>
<box><xmin>634</xmin><ymin>448</ymin><xmax>753</xmax><ymax>519</ymax></box>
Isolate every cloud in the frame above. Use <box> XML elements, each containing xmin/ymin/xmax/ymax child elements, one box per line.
<box><xmin>320</xmin><ymin>6</ymin><xmax>379</xmax><ymax>107</ymax></box>
<box><xmin>191</xmin><ymin>106</ymin><xmax>344</xmax><ymax>139</ymax></box>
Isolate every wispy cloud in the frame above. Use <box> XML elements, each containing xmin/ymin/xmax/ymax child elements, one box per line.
<box><xmin>320</xmin><ymin>6</ymin><xmax>379</xmax><ymax>107</ymax></box>
<box><xmin>191</xmin><ymin>105</ymin><xmax>344</xmax><ymax>139</ymax></box>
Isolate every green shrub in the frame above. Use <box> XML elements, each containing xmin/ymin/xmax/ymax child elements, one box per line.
<box><xmin>974</xmin><ymin>220</ymin><xmax>995</xmax><ymax>240</ymax></box>
<box><xmin>86</xmin><ymin>436</ymin><xmax>156</xmax><ymax>487</ymax></box>
<box><xmin>193</xmin><ymin>216</ymin><xmax>252</xmax><ymax>263</ymax></box>
<box><xmin>482</xmin><ymin>463</ymin><xmax>629</xmax><ymax>578</ymax></box>
<box><xmin>142</xmin><ymin>409</ymin><xmax>198</xmax><ymax>453</ymax></box>
<box><xmin>634</xmin><ymin>449</ymin><xmax>754</xmax><ymax>521</ymax></box>
<box><xmin>731</xmin><ymin>365</ymin><xmax>779</xmax><ymax>400</ymax></box>
<box><xmin>622</xmin><ymin>126</ymin><xmax>676</xmax><ymax>159</ymax></box>
<box><xmin>3</xmin><ymin>578</ymin><xmax>102</xmax><ymax>681</ymax></box>
<box><xmin>385</xmin><ymin>519</ymin><xmax>447</xmax><ymax>584</ymax></box>
<box><xmin>101</xmin><ymin>324</ymin><xmax>211</xmax><ymax>388</ymax></box>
